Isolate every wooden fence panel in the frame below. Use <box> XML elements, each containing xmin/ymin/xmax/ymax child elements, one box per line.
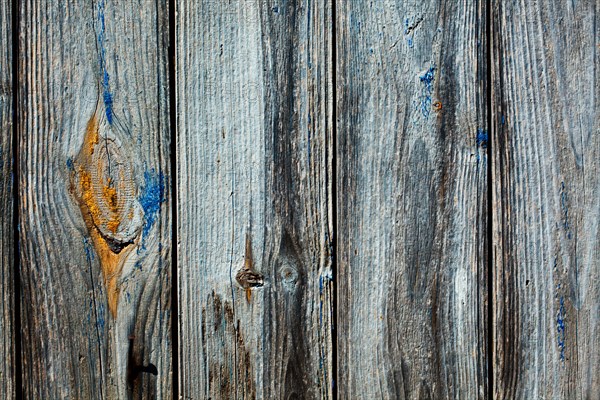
<box><xmin>0</xmin><ymin>0</ymin><xmax>15</xmax><ymax>397</ymax></box>
<box><xmin>336</xmin><ymin>0</ymin><xmax>489</xmax><ymax>398</ymax></box>
<box><xmin>18</xmin><ymin>0</ymin><xmax>171</xmax><ymax>398</ymax></box>
<box><xmin>492</xmin><ymin>1</ymin><xmax>600</xmax><ymax>398</ymax></box>
<box><xmin>176</xmin><ymin>0</ymin><xmax>333</xmax><ymax>398</ymax></box>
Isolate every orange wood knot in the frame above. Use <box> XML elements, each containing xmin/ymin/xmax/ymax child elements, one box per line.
<box><xmin>70</xmin><ymin>107</ymin><xmax>143</xmax><ymax>316</ymax></box>
<box><xmin>433</xmin><ymin>101</ymin><xmax>442</xmax><ymax>112</ymax></box>
<box><xmin>236</xmin><ymin>233</ymin><xmax>264</xmax><ymax>303</ymax></box>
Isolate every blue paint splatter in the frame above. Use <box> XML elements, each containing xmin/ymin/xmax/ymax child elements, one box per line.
<box><xmin>97</xmin><ymin>0</ymin><xmax>114</xmax><ymax>124</ymax></box>
<box><xmin>475</xmin><ymin>128</ymin><xmax>489</xmax><ymax>163</ymax></box>
<box><xmin>500</xmin><ymin>115</ymin><xmax>505</xmax><ymax>125</ymax></box>
<box><xmin>350</xmin><ymin>15</ymin><xmax>361</xmax><ymax>33</ymax></box>
<box><xmin>66</xmin><ymin>157</ymin><xmax>74</xmax><ymax>171</ymax></box>
<box><xmin>476</xmin><ymin>129</ymin><xmax>488</xmax><ymax>149</ymax></box>
<box><xmin>557</xmin><ymin>296</ymin><xmax>566</xmax><ymax>361</ymax></box>
<box><xmin>419</xmin><ymin>67</ymin><xmax>436</xmax><ymax>118</ymax></box>
<box><xmin>138</xmin><ymin>169</ymin><xmax>166</xmax><ymax>248</ymax></box>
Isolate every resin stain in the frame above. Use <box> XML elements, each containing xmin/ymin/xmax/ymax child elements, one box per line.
<box><xmin>236</xmin><ymin>232</ymin><xmax>264</xmax><ymax>303</ymax></box>
<box><xmin>70</xmin><ymin>109</ymin><xmax>143</xmax><ymax>316</ymax></box>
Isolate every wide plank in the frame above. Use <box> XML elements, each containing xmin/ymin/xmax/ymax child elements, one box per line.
<box><xmin>492</xmin><ymin>1</ymin><xmax>600</xmax><ymax>398</ymax></box>
<box><xmin>0</xmin><ymin>0</ymin><xmax>15</xmax><ymax>397</ymax></box>
<box><xmin>18</xmin><ymin>0</ymin><xmax>171</xmax><ymax>398</ymax></box>
<box><xmin>336</xmin><ymin>0</ymin><xmax>489</xmax><ymax>397</ymax></box>
<box><xmin>176</xmin><ymin>1</ymin><xmax>333</xmax><ymax>398</ymax></box>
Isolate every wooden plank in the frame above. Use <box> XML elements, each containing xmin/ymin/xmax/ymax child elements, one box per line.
<box><xmin>0</xmin><ymin>0</ymin><xmax>15</xmax><ymax>397</ymax></box>
<box><xmin>18</xmin><ymin>0</ymin><xmax>171</xmax><ymax>398</ymax></box>
<box><xmin>492</xmin><ymin>1</ymin><xmax>600</xmax><ymax>398</ymax></box>
<box><xmin>176</xmin><ymin>1</ymin><xmax>333</xmax><ymax>398</ymax></box>
<box><xmin>336</xmin><ymin>1</ymin><xmax>488</xmax><ymax>397</ymax></box>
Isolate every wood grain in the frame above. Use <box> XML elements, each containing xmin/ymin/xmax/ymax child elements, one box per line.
<box><xmin>336</xmin><ymin>0</ymin><xmax>489</xmax><ymax>397</ymax></box>
<box><xmin>18</xmin><ymin>0</ymin><xmax>171</xmax><ymax>398</ymax></box>
<box><xmin>492</xmin><ymin>1</ymin><xmax>600</xmax><ymax>398</ymax></box>
<box><xmin>176</xmin><ymin>0</ymin><xmax>333</xmax><ymax>398</ymax></box>
<box><xmin>0</xmin><ymin>0</ymin><xmax>15</xmax><ymax>397</ymax></box>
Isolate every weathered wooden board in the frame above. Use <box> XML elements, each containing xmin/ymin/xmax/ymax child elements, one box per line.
<box><xmin>176</xmin><ymin>0</ymin><xmax>333</xmax><ymax>398</ymax></box>
<box><xmin>18</xmin><ymin>0</ymin><xmax>171</xmax><ymax>398</ymax></box>
<box><xmin>0</xmin><ymin>0</ymin><xmax>15</xmax><ymax>397</ymax></box>
<box><xmin>492</xmin><ymin>1</ymin><xmax>600</xmax><ymax>398</ymax></box>
<box><xmin>336</xmin><ymin>0</ymin><xmax>489</xmax><ymax>398</ymax></box>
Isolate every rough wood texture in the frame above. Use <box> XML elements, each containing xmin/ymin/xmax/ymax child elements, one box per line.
<box><xmin>176</xmin><ymin>1</ymin><xmax>333</xmax><ymax>398</ymax></box>
<box><xmin>18</xmin><ymin>0</ymin><xmax>171</xmax><ymax>398</ymax></box>
<box><xmin>0</xmin><ymin>0</ymin><xmax>15</xmax><ymax>397</ymax></box>
<box><xmin>493</xmin><ymin>1</ymin><xmax>600</xmax><ymax>398</ymax></box>
<box><xmin>337</xmin><ymin>1</ymin><xmax>488</xmax><ymax>398</ymax></box>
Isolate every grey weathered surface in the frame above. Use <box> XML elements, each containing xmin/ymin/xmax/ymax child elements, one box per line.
<box><xmin>336</xmin><ymin>1</ymin><xmax>488</xmax><ymax>398</ymax></box>
<box><xmin>0</xmin><ymin>0</ymin><xmax>14</xmax><ymax>397</ymax></box>
<box><xmin>18</xmin><ymin>0</ymin><xmax>171</xmax><ymax>398</ymax></box>
<box><xmin>492</xmin><ymin>1</ymin><xmax>600</xmax><ymax>398</ymax></box>
<box><xmin>176</xmin><ymin>0</ymin><xmax>333</xmax><ymax>398</ymax></box>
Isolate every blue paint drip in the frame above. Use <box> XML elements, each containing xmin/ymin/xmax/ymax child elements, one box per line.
<box><xmin>419</xmin><ymin>67</ymin><xmax>435</xmax><ymax>118</ymax></box>
<box><xmin>557</xmin><ymin>297</ymin><xmax>566</xmax><ymax>361</ymax></box>
<box><xmin>83</xmin><ymin>238</ymin><xmax>95</xmax><ymax>261</ymax></box>
<box><xmin>97</xmin><ymin>0</ymin><xmax>114</xmax><ymax>124</ymax></box>
<box><xmin>138</xmin><ymin>169</ymin><xmax>166</xmax><ymax>248</ymax></box>
<box><xmin>66</xmin><ymin>157</ymin><xmax>74</xmax><ymax>171</ymax></box>
<box><xmin>97</xmin><ymin>303</ymin><xmax>106</xmax><ymax>329</ymax></box>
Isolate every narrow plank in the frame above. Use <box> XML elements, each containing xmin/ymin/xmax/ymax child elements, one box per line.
<box><xmin>493</xmin><ymin>1</ymin><xmax>600</xmax><ymax>398</ymax></box>
<box><xmin>177</xmin><ymin>1</ymin><xmax>333</xmax><ymax>398</ymax></box>
<box><xmin>0</xmin><ymin>0</ymin><xmax>15</xmax><ymax>397</ymax></box>
<box><xmin>337</xmin><ymin>0</ymin><xmax>488</xmax><ymax>397</ymax></box>
<box><xmin>19</xmin><ymin>0</ymin><xmax>171</xmax><ymax>398</ymax></box>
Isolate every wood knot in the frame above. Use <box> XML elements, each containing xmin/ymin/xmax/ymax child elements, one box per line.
<box><xmin>70</xmin><ymin>107</ymin><xmax>143</xmax><ymax>316</ymax></box>
<box><xmin>279</xmin><ymin>265</ymin><xmax>299</xmax><ymax>289</ymax></box>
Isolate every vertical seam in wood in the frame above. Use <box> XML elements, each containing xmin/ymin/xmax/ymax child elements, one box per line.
<box><xmin>11</xmin><ymin>0</ymin><xmax>22</xmax><ymax>396</ymax></box>
<box><xmin>168</xmin><ymin>0</ymin><xmax>178</xmax><ymax>396</ymax></box>
<box><xmin>331</xmin><ymin>0</ymin><xmax>338</xmax><ymax>398</ymax></box>
<box><xmin>486</xmin><ymin>0</ymin><xmax>493</xmax><ymax>398</ymax></box>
